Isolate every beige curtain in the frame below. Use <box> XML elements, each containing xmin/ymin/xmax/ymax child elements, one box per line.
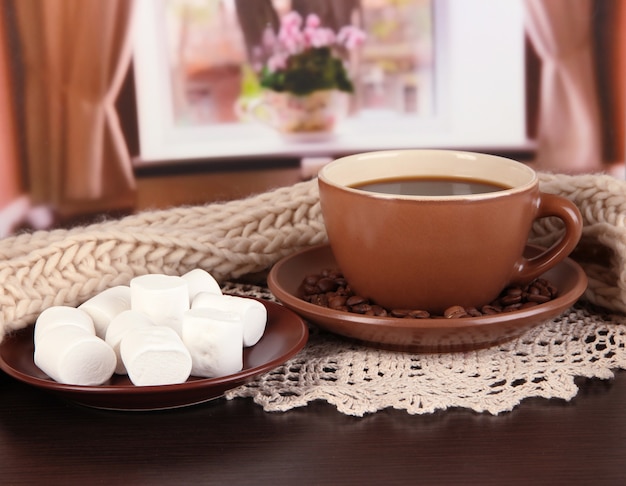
<box><xmin>524</xmin><ymin>0</ymin><xmax>603</xmax><ymax>173</ymax></box>
<box><xmin>14</xmin><ymin>0</ymin><xmax>136</xmax><ymax>218</ymax></box>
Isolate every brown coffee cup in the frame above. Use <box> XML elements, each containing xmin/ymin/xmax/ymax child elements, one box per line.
<box><xmin>317</xmin><ymin>150</ymin><xmax>583</xmax><ymax>314</ymax></box>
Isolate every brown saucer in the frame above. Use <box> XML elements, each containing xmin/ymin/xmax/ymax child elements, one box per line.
<box><xmin>267</xmin><ymin>245</ymin><xmax>588</xmax><ymax>353</ymax></box>
<box><xmin>0</xmin><ymin>299</ymin><xmax>308</xmax><ymax>411</ymax></box>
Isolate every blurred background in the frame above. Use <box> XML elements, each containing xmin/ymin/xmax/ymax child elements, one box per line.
<box><xmin>0</xmin><ymin>0</ymin><xmax>624</xmax><ymax>237</ymax></box>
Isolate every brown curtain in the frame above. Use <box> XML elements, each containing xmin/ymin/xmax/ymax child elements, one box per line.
<box><xmin>523</xmin><ymin>0</ymin><xmax>603</xmax><ymax>173</ymax></box>
<box><xmin>290</xmin><ymin>0</ymin><xmax>361</xmax><ymax>31</ymax></box>
<box><xmin>13</xmin><ymin>0</ymin><xmax>136</xmax><ymax>218</ymax></box>
<box><xmin>593</xmin><ymin>0</ymin><xmax>626</xmax><ymax>166</ymax></box>
<box><xmin>235</xmin><ymin>0</ymin><xmax>280</xmax><ymax>63</ymax></box>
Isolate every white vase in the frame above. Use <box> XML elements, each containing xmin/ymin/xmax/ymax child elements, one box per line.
<box><xmin>237</xmin><ymin>89</ymin><xmax>349</xmax><ymax>140</ymax></box>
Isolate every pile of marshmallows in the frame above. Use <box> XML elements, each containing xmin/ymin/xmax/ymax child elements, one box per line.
<box><xmin>33</xmin><ymin>269</ymin><xmax>267</xmax><ymax>387</ymax></box>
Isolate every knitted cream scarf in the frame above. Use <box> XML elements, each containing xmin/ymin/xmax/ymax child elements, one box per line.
<box><xmin>0</xmin><ymin>172</ymin><xmax>625</xmax><ymax>341</ymax></box>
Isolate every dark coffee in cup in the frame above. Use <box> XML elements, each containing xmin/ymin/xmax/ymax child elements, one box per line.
<box><xmin>352</xmin><ymin>176</ymin><xmax>510</xmax><ymax>196</ymax></box>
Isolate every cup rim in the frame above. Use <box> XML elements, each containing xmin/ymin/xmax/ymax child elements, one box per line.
<box><xmin>318</xmin><ymin>149</ymin><xmax>538</xmax><ymax>201</ymax></box>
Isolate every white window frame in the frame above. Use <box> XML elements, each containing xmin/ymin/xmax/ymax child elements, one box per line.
<box><xmin>132</xmin><ymin>0</ymin><xmax>532</xmax><ymax>165</ymax></box>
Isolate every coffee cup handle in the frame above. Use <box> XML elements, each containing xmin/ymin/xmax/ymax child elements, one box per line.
<box><xmin>511</xmin><ymin>193</ymin><xmax>583</xmax><ymax>284</ymax></box>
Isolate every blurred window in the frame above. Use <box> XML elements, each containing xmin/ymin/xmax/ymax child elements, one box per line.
<box><xmin>133</xmin><ymin>0</ymin><xmax>529</xmax><ymax>163</ymax></box>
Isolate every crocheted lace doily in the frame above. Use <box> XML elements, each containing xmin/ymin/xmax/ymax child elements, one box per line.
<box><xmin>223</xmin><ymin>283</ymin><xmax>626</xmax><ymax>417</ymax></box>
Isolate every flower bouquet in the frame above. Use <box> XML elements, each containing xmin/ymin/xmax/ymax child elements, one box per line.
<box><xmin>242</xmin><ymin>12</ymin><xmax>366</xmax><ymax>137</ymax></box>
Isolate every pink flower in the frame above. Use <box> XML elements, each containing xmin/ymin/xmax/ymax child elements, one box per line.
<box><xmin>302</xmin><ymin>14</ymin><xmax>334</xmax><ymax>48</ymax></box>
<box><xmin>305</xmin><ymin>13</ymin><xmax>321</xmax><ymax>29</ymax></box>
<box><xmin>281</xmin><ymin>11</ymin><xmax>303</xmax><ymax>30</ymax></box>
<box><xmin>304</xmin><ymin>26</ymin><xmax>335</xmax><ymax>48</ymax></box>
<box><xmin>337</xmin><ymin>25</ymin><xmax>366</xmax><ymax>50</ymax></box>
<box><xmin>259</xmin><ymin>10</ymin><xmax>367</xmax><ymax>81</ymax></box>
<box><xmin>278</xmin><ymin>12</ymin><xmax>309</xmax><ymax>54</ymax></box>
<box><xmin>278</xmin><ymin>25</ymin><xmax>304</xmax><ymax>54</ymax></box>
<box><xmin>267</xmin><ymin>53</ymin><xmax>288</xmax><ymax>72</ymax></box>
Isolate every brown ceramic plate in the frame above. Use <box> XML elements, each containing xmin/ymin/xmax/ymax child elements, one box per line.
<box><xmin>0</xmin><ymin>299</ymin><xmax>308</xmax><ymax>411</ymax></box>
<box><xmin>268</xmin><ymin>244</ymin><xmax>588</xmax><ymax>353</ymax></box>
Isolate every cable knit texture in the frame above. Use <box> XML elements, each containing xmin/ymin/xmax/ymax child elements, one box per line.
<box><xmin>1</xmin><ymin>172</ymin><xmax>626</xmax><ymax>416</ymax></box>
<box><xmin>2</xmin><ymin>173</ymin><xmax>626</xmax><ymax>337</ymax></box>
<box><xmin>532</xmin><ymin>173</ymin><xmax>626</xmax><ymax>313</ymax></box>
<box><xmin>0</xmin><ymin>180</ymin><xmax>325</xmax><ymax>339</ymax></box>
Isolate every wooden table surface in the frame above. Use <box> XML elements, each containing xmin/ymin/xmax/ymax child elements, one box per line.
<box><xmin>1</xmin><ymin>366</ymin><xmax>625</xmax><ymax>485</ymax></box>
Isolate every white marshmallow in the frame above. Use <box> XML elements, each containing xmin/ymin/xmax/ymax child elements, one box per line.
<box><xmin>120</xmin><ymin>326</ymin><xmax>192</xmax><ymax>386</ymax></box>
<box><xmin>130</xmin><ymin>274</ymin><xmax>189</xmax><ymax>335</ymax></box>
<box><xmin>34</xmin><ymin>306</ymin><xmax>95</xmax><ymax>346</ymax></box>
<box><xmin>105</xmin><ymin>310</ymin><xmax>156</xmax><ymax>375</ymax></box>
<box><xmin>191</xmin><ymin>293</ymin><xmax>267</xmax><ymax>347</ymax></box>
<box><xmin>34</xmin><ymin>326</ymin><xmax>116</xmax><ymax>386</ymax></box>
<box><xmin>181</xmin><ymin>268</ymin><xmax>222</xmax><ymax>303</ymax></box>
<box><xmin>78</xmin><ymin>285</ymin><xmax>131</xmax><ymax>338</ymax></box>
<box><xmin>182</xmin><ymin>308</ymin><xmax>243</xmax><ymax>378</ymax></box>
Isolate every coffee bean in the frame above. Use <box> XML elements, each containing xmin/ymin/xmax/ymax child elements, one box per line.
<box><xmin>390</xmin><ymin>309</ymin><xmax>430</xmax><ymax>319</ymax></box>
<box><xmin>302</xmin><ymin>284</ymin><xmax>318</xmax><ymax>295</ymax></box>
<box><xmin>371</xmin><ymin>305</ymin><xmax>389</xmax><ymax>317</ymax></box>
<box><xmin>304</xmin><ymin>275</ymin><xmax>319</xmax><ymax>286</ymax></box>
<box><xmin>321</xmin><ymin>269</ymin><xmax>341</xmax><ymax>279</ymax></box>
<box><xmin>328</xmin><ymin>295</ymin><xmax>347</xmax><ymax>309</ymax></box>
<box><xmin>546</xmin><ymin>282</ymin><xmax>558</xmax><ymax>297</ymax></box>
<box><xmin>503</xmin><ymin>303</ymin><xmax>523</xmax><ymax>312</ymax></box>
<box><xmin>310</xmin><ymin>294</ymin><xmax>328</xmax><ymax>307</ymax></box>
<box><xmin>520</xmin><ymin>301</ymin><xmax>539</xmax><ymax>309</ymax></box>
<box><xmin>481</xmin><ymin>305</ymin><xmax>502</xmax><ymax>315</ymax></box>
<box><xmin>298</xmin><ymin>269</ymin><xmax>558</xmax><ymax>320</ymax></box>
<box><xmin>500</xmin><ymin>294</ymin><xmax>522</xmax><ymax>306</ymax></box>
<box><xmin>351</xmin><ymin>303</ymin><xmax>373</xmax><ymax>314</ymax></box>
<box><xmin>346</xmin><ymin>295</ymin><xmax>367</xmax><ymax>306</ymax></box>
<box><xmin>444</xmin><ymin>305</ymin><xmax>468</xmax><ymax>319</ymax></box>
<box><xmin>507</xmin><ymin>287</ymin><xmax>523</xmax><ymax>297</ymax></box>
<box><xmin>526</xmin><ymin>293</ymin><xmax>551</xmax><ymax>304</ymax></box>
<box><xmin>316</xmin><ymin>277</ymin><xmax>337</xmax><ymax>293</ymax></box>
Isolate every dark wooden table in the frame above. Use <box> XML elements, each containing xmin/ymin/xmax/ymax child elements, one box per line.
<box><xmin>1</xmin><ymin>366</ymin><xmax>625</xmax><ymax>485</ymax></box>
